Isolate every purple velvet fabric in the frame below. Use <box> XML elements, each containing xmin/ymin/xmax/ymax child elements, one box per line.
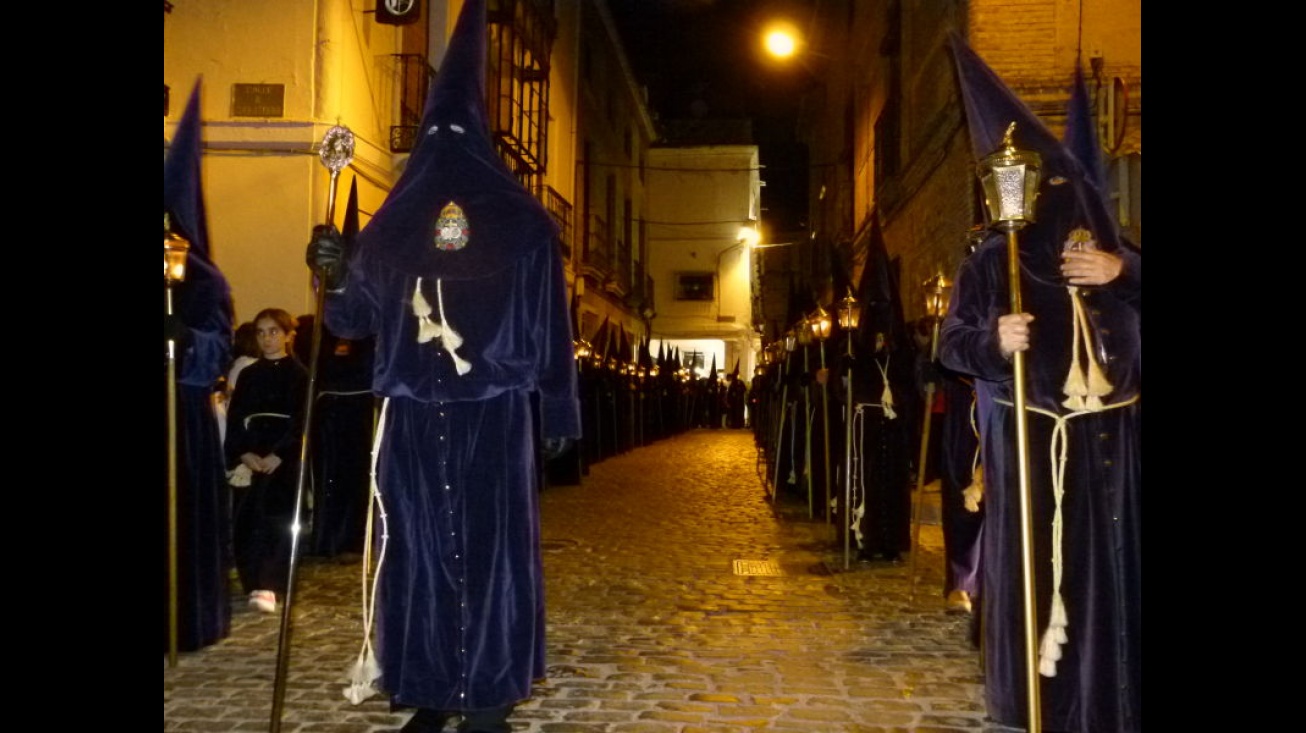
<box><xmin>938</xmin><ymin>208</ymin><xmax>1141</xmax><ymax>733</ymax></box>
<box><xmin>320</xmin><ymin>0</ymin><xmax>578</xmax><ymax>711</ymax></box>
<box><xmin>165</xmin><ymin>79</ymin><xmax>234</xmax><ymax>653</ymax></box>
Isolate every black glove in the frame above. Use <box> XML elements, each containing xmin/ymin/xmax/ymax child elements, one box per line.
<box><xmin>541</xmin><ymin>437</ymin><xmax>574</xmax><ymax>461</ymax></box>
<box><xmin>306</xmin><ymin>224</ymin><xmax>348</xmax><ymax>292</ymax></box>
<box><xmin>164</xmin><ymin>313</ymin><xmax>190</xmax><ymax>348</ymax></box>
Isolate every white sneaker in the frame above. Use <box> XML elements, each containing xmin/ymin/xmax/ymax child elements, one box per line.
<box><xmin>249</xmin><ymin>590</ymin><xmax>277</xmax><ymax>613</ymax></box>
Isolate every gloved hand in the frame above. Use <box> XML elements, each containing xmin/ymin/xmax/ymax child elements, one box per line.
<box><xmin>164</xmin><ymin>313</ymin><xmax>190</xmax><ymax>347</ymax></box>
<box><xmin>541</xmin><ymin>437</ymin><xmax>574</xmax><ymax>461</ymax></box>
<box><xmin>306</xmin><ymin>224</ymin><xmax>348</xmax><ymax>292</ymax></box>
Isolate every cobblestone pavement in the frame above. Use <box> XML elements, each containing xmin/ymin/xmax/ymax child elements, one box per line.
<box><xmin>165</xmin><ymin>429</ymin><xmax>1009</xmax><ymax>732</ymax></box>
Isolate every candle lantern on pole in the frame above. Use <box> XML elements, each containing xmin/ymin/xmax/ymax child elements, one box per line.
<box><xmin>908</xmin><ymin>272</ymin><xmax>952</xmax><ymax>600</ymax></box>
<box><xmin>835</xmin><ymin>288</ymin><xmax>860</xmax><ymax>568</ymax></box>
<box><xmin>977</xmin><ymin>120</ymin><xmax>1044</xmax><ymax>732</ymax></box>
<box><xmin>163</xmin><ymin>213</ymin><xmax>191</xmax><ymax>668</ymax></box>
<box><xmin>810</xmin><ymin>306</ymin><xmax>833</xmax><ymax>523</ymax></box>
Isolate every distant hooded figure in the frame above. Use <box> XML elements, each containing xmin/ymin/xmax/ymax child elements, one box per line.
<box><xmin>306</xmin><ymin>1</ymin><xmax>580</xmax><ymax>731</ymax></box>
<box><xmin>938</xmin><ymin>35</ymin><xmax>1141</xmax><ymax>733</ymax></box>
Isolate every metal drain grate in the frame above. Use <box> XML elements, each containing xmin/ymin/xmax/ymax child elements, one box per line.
<box><xmin>733</xmin><ymin>559</ymin><xmax>783</xmax><ymax>576</ymax></box>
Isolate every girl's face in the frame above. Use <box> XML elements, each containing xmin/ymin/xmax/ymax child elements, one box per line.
<box><xmin>255</xmin><ymin>317</ymin><xmax>289</xmax><ymax>359</ymax></box>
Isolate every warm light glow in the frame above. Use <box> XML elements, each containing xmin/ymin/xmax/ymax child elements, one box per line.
<box><xmin>764</xmin><ymin>28</ymin><xmax>798</xmax><ymax>59</ymax></box>
<box><xmin>922</xmin><ymin>274</ymin><xmax>953</xmax><ymax>320</ymax></box>
<box><xmin>837</xmin><ymin>288</ymin><xmax>861</xmax><ymax>331</ymax></box>
<box><xmin>811</xmin><ymin>306</ymin><xmax>832</xmax><ymax>341</ymax></box>
<box><xmin>737</xmin><ymin>225</ymin><xmax>761</xmax><ymax>248</ymax></box>
<box><xmin>164</xmin><ymin>230</ymin><xmax>191</xmax><ymax>285</ymax></box>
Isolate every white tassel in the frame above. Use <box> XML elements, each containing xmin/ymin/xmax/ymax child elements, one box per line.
<box><xmin>434</xmin><ymin>279</ymin><xmax>473</xmax><ymax>375</ymax></box>
<box><xmin>963</xmin><ymin>465</ymin><xmax>984</xmax><ymax>513</ymax></box>
<box><xmin>412</xmin><ymin>279</ymin><xmax>442</xmax><ymax>343</ymax></box>
<box><xmin>850</xmin><ymin>499</ymin><xmax>865</xmax><ymax>548</ymax></box>
<box><xmin>875</xmin><ymin>357</ymin><xmax>896</xmax><ymax>420</ymax></box>
<box><xmin>1048</xmin><ymin>593</ymin><xmax>1068</xmax><ymax>630</ymax></box>
<box><xmin>342</xmin><ymin>647</ymin><xmax>381</xmax><ymax>704</ymax></box>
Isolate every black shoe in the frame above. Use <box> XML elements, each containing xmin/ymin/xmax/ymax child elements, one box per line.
<box><xmin>457</xmin><ymin>705</ymin><xmax>513</xmax><ymax>733</ymax></box>
<box><xmin>401</xmin><ymin>708</ymin><xmax>455</xmax><ymax>733</ymax></box>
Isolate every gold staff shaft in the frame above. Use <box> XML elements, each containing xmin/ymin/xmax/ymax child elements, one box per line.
<box><xmin>819</xmin><ymin>341</ymin><xmax>832</xmax><ymax>524</ymax></box>
<box><xmin>165</xmin><ymin>285</ymin><xmax>180</xmax><ymax>668</ymax></box>
<box><xmin>843</xmin><ymin>336</ymin><xmax>854</xmax><ymax>569</ymax></box>
<box><xmin>1007</xmin><ymin>227</ymin><xmax>1041</xmax><ymax>732</ymax></box>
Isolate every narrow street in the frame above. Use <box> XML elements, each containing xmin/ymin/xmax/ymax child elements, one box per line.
<box><xmin>165</xmin><ymin>428</ymin><xmax>996</xmax><ymax>732</ymax></box>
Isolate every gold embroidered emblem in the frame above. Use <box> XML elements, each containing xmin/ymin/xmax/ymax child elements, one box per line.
<box><xmin>433</xmin><ymin>201</ymin><xmax>470</xmax><ymax>251</ymax></box>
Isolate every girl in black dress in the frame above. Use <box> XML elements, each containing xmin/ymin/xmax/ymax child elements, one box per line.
<box><xmin>223</xmin><ymin>308</ymin><xmax>308</xmax><ymax>613</ymax></box>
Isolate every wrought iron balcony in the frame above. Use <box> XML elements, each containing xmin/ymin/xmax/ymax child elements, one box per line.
<box><xmin>389</xmin><ymin>54</ymin><xmax>435</xmax><ymax>153</ymax></box>
<box><xmin>535</xmin><ymin>184</ymin><xmax>573</xmax><ymax>258</ymax></box>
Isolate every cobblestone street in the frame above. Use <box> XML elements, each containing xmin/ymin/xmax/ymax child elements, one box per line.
<box><xmin>164</xmin><ymin>429</ymin><xmax>1003</xmax><ymax>732</ymax></box>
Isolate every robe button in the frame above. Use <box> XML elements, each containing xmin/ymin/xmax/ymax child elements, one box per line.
<box><xmin>1098</xmin><ymin>432</ymin><xmax>1110</xmax><ymax>440</ymax></box>
<box><xmin>1103</xmin><ymin>459</ymin><xmax>1113</xmax><ymax>466</ymax></box>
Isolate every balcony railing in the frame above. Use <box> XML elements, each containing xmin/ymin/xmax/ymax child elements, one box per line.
<box><xmin>534</xmin><ymin>184</ymin><xmax>572</xmax><ymax>258</ymax></box>
<box><xmin>583</xmin><ymin>213</ymin><xmax>611</xmax><ymax>280</ymax></box>
<box><xmin>390</xmin><ymin>54</ymin><xmax>435</xmax><ymax>153</ymax></box>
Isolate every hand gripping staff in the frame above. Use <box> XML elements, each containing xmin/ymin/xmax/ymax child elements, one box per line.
<box><xmin>268</xmin><ymin>125</ymin><xmax>355</xmax><ymax>733</ymax></box>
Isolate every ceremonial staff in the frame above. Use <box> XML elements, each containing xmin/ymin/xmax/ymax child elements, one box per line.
<box><xmin>810</xmin><ymin>307</ymin><xmax>833</xmax><ymax>523</ymax></box>
<box><xmin>908</xmin><ymin>274</ymin><xmax>951</xmax><ymax>601</ymax></box>
<box><xmin>163</xmin><ymin>216</ymin><xmax>191</xmax><ymax>669</ymax></box>
<box><xmin>269</xmin><ymin>124</ymin><xmax>355</xmax><ymax>733</ymax></box>
<box><xmin>835</xmin><ymin>289</ymin><xmax>860</xmax><ymax>568</ymax></box>
<box><xmin>977</xmin><ymin>122</ymin><xmax>1043</xmax><ymax>732</ymax></box>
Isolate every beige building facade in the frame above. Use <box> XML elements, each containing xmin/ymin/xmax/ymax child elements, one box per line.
<box><xmin>644</xmin><ymin>145</ymin><xmax>762</xmax><ymax>379</ymax></box>
<box><xmin>164</xmin><ymin>0</ymin><xmax>665</xmax><ymax>346</ymax></box>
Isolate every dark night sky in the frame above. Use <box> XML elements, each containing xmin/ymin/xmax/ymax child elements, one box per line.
<box><xmin>607</xmin><ymin>0</ymin><xmax>816</xmax><ymax>233</ymax></box>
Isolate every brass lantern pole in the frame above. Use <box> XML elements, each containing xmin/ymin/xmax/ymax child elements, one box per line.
<box><xmin>163</xmin><ymin>213</ymin><xmax>191</xmax><ymax>669</ymax></box>
<box><xmin>977</xmin><ymin>121</ymin><xmax>1043</xmax><ymax>732</ymax></box>
<box><xmin>810</xmin><ymin>307</ymin><xmax>833</xmax><ymax>524</ymax></box>
<box><xmin>908</xmin><ymin>273</ymin><xmax>952</xmax><ymax>601</ymax></box>
<box><xmin>835</xmin><ymin>289</ymin><xmax>860</xmax><ymax>569</ymax></box>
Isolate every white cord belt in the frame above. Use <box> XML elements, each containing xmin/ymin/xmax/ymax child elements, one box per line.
<box><xmin>994</xmin><ymin>393</ymin><xmax>1139</xmax><ymax>677</ymax></box>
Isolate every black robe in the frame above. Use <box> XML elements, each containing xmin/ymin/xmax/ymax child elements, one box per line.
<box><xmin>224</xmin><ymin>355</ymin><xmax>308</xmax><ymax>596</ymax></box>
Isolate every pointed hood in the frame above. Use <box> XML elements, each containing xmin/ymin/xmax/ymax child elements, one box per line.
<box><xmin>1063</xmin><ymin>61</ymin><xmax>1106</xmax><ymax>192</ymax></box>
<box><xmin>854</xmin><ymin>212</ymin><xmax>910</xmax><ymax>356</ymax></box>
<box><xmin>948</xmin><ymin>33</ymin><xmax>1066</xmax><ymax>178</ymax></box>
<box><xmin>164</xmin><ymin>78</ymin><xmax>233</xmax><ymax>386</ymax></box>
<box><xmin>948</xmin><ymin>33</ymin><xmax>1122</xmax><ymax>263</ymax></box>
<box><xmin>356</xmin><ymin>0</ymin><xmax>557</xmax><ymax>280</ymax></box>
